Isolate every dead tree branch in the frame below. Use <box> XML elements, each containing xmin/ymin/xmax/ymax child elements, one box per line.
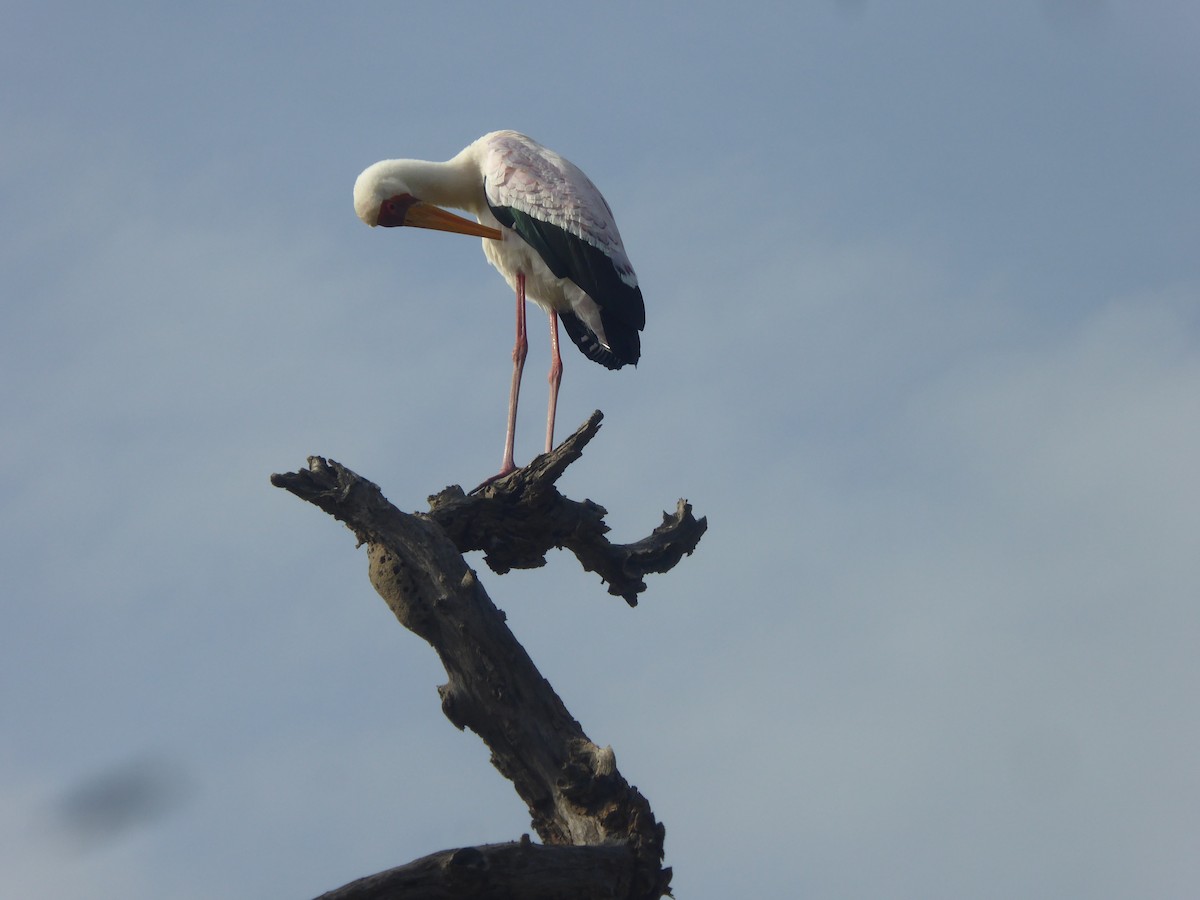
<box><xmin>315</xmin><ymin>840</ymin><xmax>636</xmax><ymax>900</ymax></box>
<box><xmin>429</xmin><ymin>411</ymin><xmax>707</xmax><ymax>606</ymax></box>
<box><xmin>270</xmin><ymin>412</ymin><xmax>704</xmax><ymax>899</ymax></box>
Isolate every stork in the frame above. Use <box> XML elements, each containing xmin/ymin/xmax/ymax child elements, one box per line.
<box><xmin>353</xmin><ymin>130</ymin><xmax>645</xmax><ymax>477</ymax></box>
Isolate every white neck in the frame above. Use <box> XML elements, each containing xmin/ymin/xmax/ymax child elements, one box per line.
<box><xmin>384</xmin><ymin>146</ymin><xmax>484</xmax><ymax>213</ymax></box>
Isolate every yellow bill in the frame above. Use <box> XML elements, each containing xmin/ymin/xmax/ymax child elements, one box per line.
<box><xmin>404</xmin><ymin>201</ymin><xmax>502</xmax><ymax>240</ymax></box>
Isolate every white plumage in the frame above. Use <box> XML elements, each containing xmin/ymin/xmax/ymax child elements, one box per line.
<box><xmin>354</xmin><ymin>131</ymin><xmax>645</xmax><ymax>477</ymax></box>
<box><xmin>481</xmin><ymin>132</ymin><xmax>638</xmax><ymax>282</ymax></box>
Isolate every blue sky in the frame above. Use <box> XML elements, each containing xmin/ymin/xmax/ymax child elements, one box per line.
<box><xmin>3</xmin><ymin>2</ymin><xmax>1198</xmax><ymax>897</ymax></box>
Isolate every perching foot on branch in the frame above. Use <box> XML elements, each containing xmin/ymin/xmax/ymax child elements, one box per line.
<box><xmin>432</xmin><ymin>410</ymin><xmax>707</xmax><ymax>605</ymax></box>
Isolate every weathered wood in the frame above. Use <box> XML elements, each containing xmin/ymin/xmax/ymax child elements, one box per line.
<box><xmin>270</xmin><ymin>414</ymin><xmax>699</xmax><ymax>900</ymax></box>
<box><xmin>315</xmin><ymin>839</ymin><xmax>635</xmax><ymax>900</ymax></box>
<box><xmin>430</xmin><ymin>411</ymin><xmax>707</xmax><ymax>606</ymax></box>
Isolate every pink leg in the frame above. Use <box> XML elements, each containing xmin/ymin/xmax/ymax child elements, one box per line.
<box><xmin>499</xmin><ymin>272</ymin><xmax>527</xmax><ymax>476</ymax></box>
<box><xmin>545</xmin><ymin>310</ymin><xmax>562</xmax><ymax>454</ymax></box>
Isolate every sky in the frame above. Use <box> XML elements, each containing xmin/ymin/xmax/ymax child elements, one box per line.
<box><xmin>2</xmin><ymin>2</ymin><xmax>1198</xmax><ymax>897</ymax></box>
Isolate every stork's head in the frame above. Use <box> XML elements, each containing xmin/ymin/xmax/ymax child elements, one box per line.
<box><xmin>353</xmin><ymin>160</ymin><xmax>500</xmax><ymax>238</ymax></box>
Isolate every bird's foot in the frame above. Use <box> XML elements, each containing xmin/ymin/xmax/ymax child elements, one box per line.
<box><xmin>469</xmin><ymin>463</ymin><xmax>519</xmax><ymax>495</ymax></box>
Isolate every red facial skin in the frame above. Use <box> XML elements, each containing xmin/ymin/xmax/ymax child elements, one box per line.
<box><xmin>377</xmin><ymin>193</ymin><xmax>420</xmax><ymax>227</ymax></box>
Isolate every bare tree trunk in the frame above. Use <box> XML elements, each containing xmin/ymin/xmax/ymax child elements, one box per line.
<box><xmin>271</xmin><ymin>411</ymin><xmax>705</xmax><ymax>899</ymax></box>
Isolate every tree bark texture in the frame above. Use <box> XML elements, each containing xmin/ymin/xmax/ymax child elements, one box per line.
<box><xmin>271</xmin><ymin>411</ymin><xmax>705</xmax><ymax>899</ymax></box>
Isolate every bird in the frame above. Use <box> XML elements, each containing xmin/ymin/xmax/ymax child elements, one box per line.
<box><xmin>353</xmin><ymin>130</ymin><xmax>645</xmax><ymax>478</ymax></box>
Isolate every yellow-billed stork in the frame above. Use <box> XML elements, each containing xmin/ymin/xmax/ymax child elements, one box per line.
<box><xmin>353</xmin><ymin>130</ymin><xmax>645</xmax><ymax>477</ymax></box>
